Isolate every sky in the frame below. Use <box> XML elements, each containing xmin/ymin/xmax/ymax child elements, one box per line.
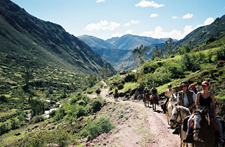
<box><xmin>11</xmin><ymin>0</ymin><xmax>225</xmax><ymax>40</ymax></box>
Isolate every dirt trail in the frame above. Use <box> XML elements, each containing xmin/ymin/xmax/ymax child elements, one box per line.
<box><xmin>86</xmin><ymin>81</ymin><xmax>180</xmax><ymax>147</ymax></box>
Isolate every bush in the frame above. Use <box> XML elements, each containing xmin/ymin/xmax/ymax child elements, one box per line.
<box><xmin>53</xmin><ymin>108</ymin><xmax>66</xmax><ymax>121</ymax></box>
<box><xmin>91</xmin><ymin>99</ymin><xmax>102</xmax><ymax>112</ymax></box>
<box><xmin>86</xmin><ymin>116</ymin><xmax>115</xmax><ymax>140</ymax></box>
<box><xmin>76</xmin><ymin>106</ymin><xmax>87</xmax><ymax>118</ymax></box>
<box><xmin>81</xmin><ymin>95</ymin><xmax>90</xmax><ymax>104</ymax></box>
<box><xmin>0</xmin><ymin>123</ymin><xmax>7</xmax><ymax>135</ymax></box>
<box><xmin>49</xmin><ymin>110</ymin><xmax>56</xmax><ymax>118</ymax></box>
<box><xmin>70</xmin><ymin>97</ymin><xmax>78</xmax><ymax>105</ymax></box>
<box><xmin>30</xmin><ymin>115</ymin><xmax>45</xmax><ymax>124</ymax></box>
<box><xmin>77</xmin><ymin>100</ymin><xmax>86</xmax><ymax>106</ymax></box>
<box><xmin>0</xmin><ymin>95</ymin><xmax>7</xmax><ymax>103</ymax></box>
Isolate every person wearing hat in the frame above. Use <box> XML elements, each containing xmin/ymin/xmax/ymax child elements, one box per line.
<box><xmin>161</xmin><ymin>84</ymin><xmax>175</xmax><ymax>113</ymax></box>
<box><xmin>150</xmin><ymin>84</ymin><xmax>159</xmax><ymax>104</ymax></box>
<box><xmin>143</xmin><ymin>87</ymin><xmax>150</xmax><ymax>102</ymax></box>
<box><xmin>177</xmin><ymin>81</ymin><xmax>196</xmax><ymax>110</ymax></box>
<box><xmin>188</xmin><ymin>83</ymin><xmax>200</xmax><ymax>94</ymax></box>
<box><xmin>172</xmin><ymin>81</ymin><xmax>196</xmax><ymax>135</ymax></box>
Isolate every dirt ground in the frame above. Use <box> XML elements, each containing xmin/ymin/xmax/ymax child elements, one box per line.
<box><xmin>85</xmin><ymin>82</ymin><xmax>180</xmax><ymax>147</ymax></box>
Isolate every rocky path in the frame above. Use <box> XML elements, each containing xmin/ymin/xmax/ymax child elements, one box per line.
<box><xmin>85</xmin><ymin>81</ymin><xmax>180</xmax><ymax>147</ymax></box>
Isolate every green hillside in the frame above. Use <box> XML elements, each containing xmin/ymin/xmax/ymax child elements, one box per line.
<box><xmin>105</xmin><ymin>37</ymin><xmax>225</xmax><ymax>99</ymax></box>
<box><xmin>0</xmin><ymin>0</ymin><xmax>115</xmax><ymax>94</ymax></box>
<box><xmin>174</xmin><ymin>15</ymin><xmax>225</xmax><ymax>49</ymax></box>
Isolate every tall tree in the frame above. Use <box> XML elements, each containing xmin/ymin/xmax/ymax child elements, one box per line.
<box><xmin>152</xmin><ymin>45</ymin><xmax>161</xmax><ymax>60</ymax></box>
<box><xmin>132</xmin><ymin>45</ymin><xmax>150</xmax><ymax>67</ymax></box>
<box><xmin>166</xmin><ymin>38</ymin><xmax>174</xmax><ymax>57</ymax></box>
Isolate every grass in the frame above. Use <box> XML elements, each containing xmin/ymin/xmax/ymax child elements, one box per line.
<box><xmin>119</xmin><ymin>82</ymin><xmax>139</xmax><ymax>93</ymax></box>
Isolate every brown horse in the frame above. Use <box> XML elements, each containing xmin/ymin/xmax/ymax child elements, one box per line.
<box><xmin>192</xmin><ymin>109</ymin><xmax>219</xmax><ymax>147</ymax></box>
<box><xmin>144</xmin><ymin>94</ymin><xmax>150</xmax><ymax>107</ymax></box>
<box><xmin>150</xmin><ymin>94</ymin><xmax>158</xmax><ymax>111</ymax></box>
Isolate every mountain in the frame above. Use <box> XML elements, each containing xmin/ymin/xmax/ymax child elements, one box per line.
<box><xmin>0</xmin><ymin>0</ymin><xmax>113</xmax><ymax>75</ymax></box>
<box><xmin>106</xmin><ymin>34</ymin><xmax>170</xmax><ymax>50</ymax></box>
<box><xmin>78</xmin><ymin>34</ymin><xmax>166</xmax><ymax>70</ymax></box>
<box><xmin>174</xmin><ymin>15</ymin><xmax>225</xmax><ymax>48</ymax></box>
<box><xmin>91</xmin><ymin>48</ymin><xmax>134</xmax><ymax>71</ymax></box>
<box><xmin>106</xmin><ymin>37</ymin><xmax>119</xmax><ymax>45</ymax></box>
<box><xmin>78</xmin><ymin>35</ymin><xmax>117</xmax><ymax>49</ymax></box>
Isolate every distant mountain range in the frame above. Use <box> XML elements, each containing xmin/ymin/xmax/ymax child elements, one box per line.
<box><xmin>79</xmin><ymin>34</ymin><xmax>170</xmax><ymax>50</ymax></box>
<box><xmin>78</xmin><ymin>34</ymin><xmax>170</xmax><ymax>70</ymax></box>
<box><xmin>0</xmin><ymin>0</ymin><xmax>113</xmax><ymax>75</ymax></box>
<box><xmin>78</xmin><ymin>35</ymin><xmax>117</xmax><ymax>49</ymax></box>
<box><xmin>79</xmin><ymin>14</ymin><xmax>225</xmax><ymax>70</ymax></box>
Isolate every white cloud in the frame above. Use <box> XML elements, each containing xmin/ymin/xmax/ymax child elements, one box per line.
<box><xmin>140</xmin><ymin>25</ymin><xmax>196</xmax><ymax>40</ymax></box>
<box><xmin>126</xmin><ymin>29</ymin><xmax>133</xmax><ymax>34</ymax></box>
<box><xmin>184</xmin><ymin>25</ymin><xmax>193</xmax><ymax>35</ymax></box>
<box><xmin>204</xmin><ymin>17</ymin><xmax>214</xmax><ymax>25</ymax></box>
<box><xmin>84</xmin><ymin>20</ymin><xmax>120</xmax><ymax>31</ymax></box>
<box><xmin>182</xmin><ymin>13</ymin><xmax>193</xmax><ymax>19</ymax></box>
<box><xmin>150</xmin><ymin>13</ymin><xmax>158</xmax><ymax>18</ymax></box>
<box><xmin>135</xmin><ymin>0</ymin><xmax>164</xmax><ymax>8</ymax></box>
<box><xmin>96</xmin><ymin>0</ymin><xmax>105</xmax><ymax>3</ymax></box>
<box><xmin>172</xmin><ymin>16</ymin><xmax>178</xmax><ymax>19</ymax></box>
<box><xmin>131</xmin><ymin>20</ymin><xmax>139</xmax><ymax>24</ymax></box>
<box><xmin>112</xmin><ymin>33</ymin><xmax>123</xmax><ymax>37</ymax></box>
<box><xmin>124</xmin><ymin>23</ymin><xmax>131</xmax><ymax>27</ymax></box>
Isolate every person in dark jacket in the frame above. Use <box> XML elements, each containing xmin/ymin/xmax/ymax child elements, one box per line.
<box><xmin>150</xmin><ymin>84</ymin><xmax>159</xmax><ymax>104</ymax></box>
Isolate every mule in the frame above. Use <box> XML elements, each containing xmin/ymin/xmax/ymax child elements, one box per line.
<box><xmin>114</xmin><ymin>93</ymin><xmax>119</xmax><ymax>101</ymax></box>
<box><xmin>150</xmin><ymin>95</ymin><xmax>158</xmax><ymax>111</ymax></box>
<box><xmin>143</xmin><ymin>94</ymin><xmax>150</xmax><ymax>107</ymax></box>
<box><xmin>169</xmin><ymin>106</ymin><xmax>191</xmax><ymax>147</ymax></box>
<box><xmin>192</xmin><ymin>109</ymin><xmax>219</xmax><ymax>147</ymax></box>
<box><xmin>166</xmin><ymin>94</ymin><xmax>177</xmax><ymax>124</ymax></box>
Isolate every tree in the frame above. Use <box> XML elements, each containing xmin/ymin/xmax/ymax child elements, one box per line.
<box><xmin>119</xmin><ymin>63</ymin><xmax>125</xmax><ymax>71</ymax></box>
<box><xmin>132</xmin><ymin>45</ymin><xmax>150</xmax><ymax>67</ymax></box>
<box><xmin>152</xmin><ymin>45</ymin><xmax>161</xmax><ymax>60</ymax></box>
<box><xmin>166</xmin><ymin>38</ymin><xmax>174</xmax><ymax>57</ymax></box>
<box><xmin>22</xmin><ymin>67</ymin><xmax>35</xmax><ymax>104</ymax></box>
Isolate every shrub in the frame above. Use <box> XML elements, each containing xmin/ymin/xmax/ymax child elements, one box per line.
<box><xmin>81</xmin><ymin>95</ymin><xmax>90</xmax><ymax>104</ymax></box>
<box><xmin>76</xmin><ymin>106</ymin><xmax>87</xmax><ymax>118</ymax></box>
<box><xmin>77</xmin><ymin>100</ymin><xmax>86</xmax><ymax>106</ymax></box>
<box><xmin>30</xmin><ymin>115</ymin><xmax>45</xmax><ymax>124</ymax></box>
<box><xmin>0</xmin><ymin>123</ymin><xmax>7</xmax><ymax>135</ymax></box>
<box><xmin>0</xmin><ymin>95</ymin><xmax>7</xmax><ymax>103</ymax></box>
<box><xmin>49</xmin><ymin>110</ymin><xmax>56</xmax><ymax>118</ymax></box>
<box><xmin>70</xmin><ymin>97</ymin><xmax>78</xmax><ymax>105</ymax></box>
<box><xmin>53</xmin><ymin>108</ymin><xmax>66</xmax><ymax>121</ymax></box>
<box><xmin>86</xmin><ymin>116</ymin><xmax>115</xmax><ymax>140</ymax></box>
<box><xmin>91</xmin><ymin>99</ymin><xmax>102</xmax><ymax>112</ymax></box>
<box><xmin>118</xmin><ymin>84</ymin><xmax>124</xmax><ymax>90</ymax></box>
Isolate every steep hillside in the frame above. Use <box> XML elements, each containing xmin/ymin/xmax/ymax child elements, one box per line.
<box><xmin>91</xmin><ymin>48</ymin><xmax>134</xmax><ymax>71</ymax></box>
<box><xmin>174</xmin><ymin>14</ymin><xmax>225</xmax><ymax>49</ymax></box>
<box><xmin>107</xmin><ymin>34</ymin><xmax>170</xmax><ymax>50</ymax></box>
<box><xmin>0</xmin><ymin>0</ymin><xmax>113</xmax><ymax>75</ymax></box>
<box><xmin>78</xmin><ymin>35</ymin><xmax>117</xmax><ymax>49</ymax></box>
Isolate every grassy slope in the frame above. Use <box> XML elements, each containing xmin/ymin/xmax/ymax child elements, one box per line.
<box><xmin>104</xmin><ymin>37</ymin><xmax>225</xmax><ymax>99</ymax></box>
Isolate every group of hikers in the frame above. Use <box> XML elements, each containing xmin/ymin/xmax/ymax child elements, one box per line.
<box><xmin>96</xmin><ymin>79</ymin><xmax>224</xmax><ymax>146</ymax></box>
<box><xmin>161</xmin><ymin>80</ymin><xmax>225</xmax><ymax>146</ymax></box>
<box><xmin>142</xmin><ymin>84</ymin><xmax>159</xmax><ymax>105</ymax></box>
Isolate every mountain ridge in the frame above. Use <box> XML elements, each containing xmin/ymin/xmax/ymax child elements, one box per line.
<box><xmin>0</xmin><ymin>0</ymin><xmax>113</xmax><ymax>75</ymax></box>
